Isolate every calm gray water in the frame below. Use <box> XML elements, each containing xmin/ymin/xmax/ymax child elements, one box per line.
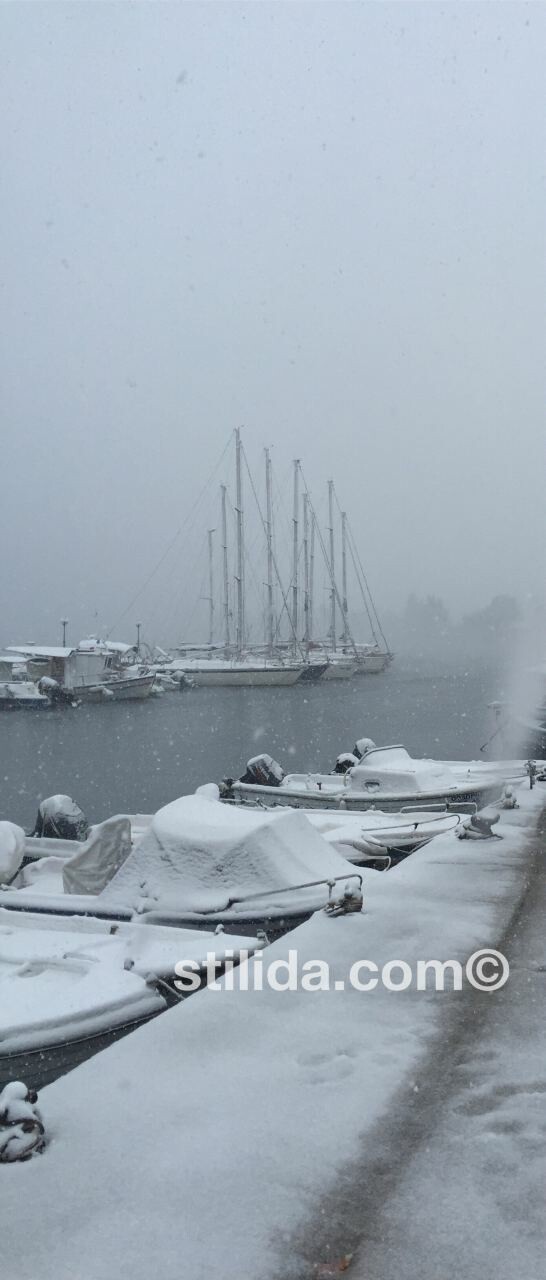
<box><xmin>0</xmin><ymin>664</ymin><xmax>504</xmax><ymax>829</ymax></box>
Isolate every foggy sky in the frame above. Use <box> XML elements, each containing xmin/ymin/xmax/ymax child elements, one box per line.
<box><xmin>1</xmin><ymin>1</ymin><xmax>545</xmax><ymax>647</ymax></box>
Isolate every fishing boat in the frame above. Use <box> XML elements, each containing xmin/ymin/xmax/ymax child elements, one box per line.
<box><xmin>7</xmin><ymin>644</ymin><xmax>156</xmax><ymax>702</ymax></box>
<box><xmin>225</xmin><ymin>744</ymin><xmax>526</xmax><ymax>812</ymax></box>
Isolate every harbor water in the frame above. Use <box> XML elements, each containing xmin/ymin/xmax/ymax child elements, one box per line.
<box><xmin>0</xmin><ymin>663</ymin><xmax>505</xmax><ymax>829</ymax></box>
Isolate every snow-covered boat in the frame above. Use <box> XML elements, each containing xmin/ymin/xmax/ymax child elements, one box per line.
<box><xmin>0</xmin><ymin>908</ymin><xmax>261</xmax><ymax>1092</ymax></box>
<box><xmin>273</xmin><ymin>807</ymin><xmax>465</xmax><ymax>864</ymax></box>
<box><xmin>225</xmin><ymin>744</ymin><xmax>526</xmax><ymax>812</ymax></box>
<box><xmin>7</xmin><ymin>644</ymin><xmax>156</xmax><ymax>702</ymax></box>
<box><xmin>0</xmin><ymin>793</ymin><xmax>363</xmax><ymax>938</ymax></box>
<box><xmin>0</xmin><ymin>655</ymin><xmax>49</xmax><ymax>709</ymax></box>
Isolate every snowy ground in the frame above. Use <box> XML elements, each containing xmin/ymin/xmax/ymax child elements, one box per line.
<box><xmin>348</xmin><ymin>806</ymin><xmax>546</xmax><ymax>1280</ymax></box>
<box><xmin>1</xmin><ymin>780</ymin><xmax>544</xmax><ymax>1280</ymax></box>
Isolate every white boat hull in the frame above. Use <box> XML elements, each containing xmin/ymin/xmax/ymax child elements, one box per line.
<box><xmin>320</xmin><ymin>662</ymin><xmax>357</xmax><ymax>681</ymax></box>
<box><xmin>355</xmin><ymin>653</ymin><xmax>391</xmax><ymax>674</ymax></box>
<box><xmin>0</xmin><ymin>682</ymin><xmax>48</xmax><ymax>709</ymax></box>
<box><xmin>230</xmin><ymin>778</ymin><xmax>505</xmax><ymax>812</ymax></box>
<box><xmin>175</xmin><ymin>666</ymin><xmax>303</xmax><ymax>688</ymax></box>
<box><xmin>71</xmin><ymin>675</ymin><xmax>156</xmax><ymax>702</ymax></box>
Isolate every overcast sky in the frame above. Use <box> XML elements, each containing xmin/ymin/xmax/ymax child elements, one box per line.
<box><xmin>1</xmin><ymin>1</ymin><xmax>544</xmax><ymax>647</ymax></box>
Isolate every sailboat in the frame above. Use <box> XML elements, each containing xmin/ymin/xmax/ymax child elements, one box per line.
<box><xmin>288</xmin><ymin>470</ymin><xmax>392</xmax><ymax>678</ymax></box>
<box><xmin>168</xmin><ymin>431</ymin><xmax>304</xmax><ymax>687</ymax></box>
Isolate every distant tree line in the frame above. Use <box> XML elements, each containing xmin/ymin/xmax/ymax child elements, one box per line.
<box><xmin>379</xmin><ymin>593</ymin><xmax>522</xmax><ymax>666</ymax></box>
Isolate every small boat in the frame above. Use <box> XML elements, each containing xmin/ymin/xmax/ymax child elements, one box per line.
<box><xmin>0</xmin><ymin>908</ymin><xmax>261</xmax><ymax>1093</ymax></box>
<box><xmin>247</xmin><ymin>806</ymin><xmax>466</xmax><ymax>865</ymax></box>
<box><xmin>225</xmin><ymin>744</ymin><xmax>526</xmax><ymax>813</ymax></box>
<box><xmin>0</xmin><ymin>656</ymin><xmax>49</xmax><ymax>710</ymax></box>
<box><xmin>1</xmin><ymin>790</ymin><xmax>363</xmax><ymax>939</ymax></box>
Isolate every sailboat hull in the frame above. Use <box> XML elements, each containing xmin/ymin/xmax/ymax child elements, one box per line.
<box><xmin>354</xmin><ymin>653</ymin><xmax>392</xmax><ymax>674</ymax></box>
<box><xmin>320</xmin><ymin>661</ymin><xmax>357</xmax><ymax>680</ymax></box>
<box><xmin>179</xmin><ymin>665</ymin><xmax>303</xmax><ymax>688</ymax></box>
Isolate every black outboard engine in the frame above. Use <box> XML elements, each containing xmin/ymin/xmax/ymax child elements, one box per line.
<box><xmin>334</xmin><ymin>752</ymin><xmax>358</xmax><ymax>775</ymax></box>
<box><xmin>32</xmin><ymin>794</ymin><xmax>90</xmax><ymax>841</ymax></box>
<box><xmin>239</xmin><ymin>754</ymin><xmax>285</xmax><ymax>787</ymax></box>
<box><xmin>353</xmin><ymin>737</ymin><xmax>376</xmax><ymax>761</ymax></box>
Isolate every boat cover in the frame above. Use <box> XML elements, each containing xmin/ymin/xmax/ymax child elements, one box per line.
<box><xmin>62</xmin><ymin>816</ymin><xmax>132</xmax><ymax>895</ymax></box>
<box><xmin>99</xmin><ymin>786</ymin><xmax>358</xmax><ymax>917</ymax></box>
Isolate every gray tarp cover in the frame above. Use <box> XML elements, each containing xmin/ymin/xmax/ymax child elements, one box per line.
<box><xmin>62</xmin><ymin>816</ymin><xmax>132</xmax><ymax>895</ymax></box>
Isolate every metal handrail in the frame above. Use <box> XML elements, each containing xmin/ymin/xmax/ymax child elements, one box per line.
<box><xmin>225</xmin><ymin>871</ymin><xmax>363</xmax><ymax>910</ymax></box>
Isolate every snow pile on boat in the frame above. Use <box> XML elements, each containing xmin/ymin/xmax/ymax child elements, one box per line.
<box><xmin>0</xmin><ymin>911</ymin><xmax>261</xmax><ymax>1060</ymax></box>
<box><xmin>99</xmin><ymin>785</ymin><xmax>359</xmax><ymax>916</ymax></box>
<box><xmin>349</xmin><ymin>746</ymin><xmax>462</xmax><ymax>793</ymax></box>
<box><xmin>0</xmin><ymin>822</ymin><xmax>25</xmax><ymax>884</ymax></box>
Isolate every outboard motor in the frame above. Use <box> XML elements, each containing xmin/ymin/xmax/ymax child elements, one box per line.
<box><xmin>38</xmin><ymin>677</ymin><xmax>74</xmax><ymax>706</ymax></box>
<box><xmin>353</xmin><ymin>737</ymin><xmax>376</xmax><ymax>760</ymax></box>
<box><xmin>239</xmin><ymin>754</ymin><xmax>285</xmax><ymax>787</ymax></box>
<box><xmin>32</xmin><ymin>794</ymin><xmax>90</xmax><ymax>841</ymax></box>
<box><xmin>334</xmin><ymin>752</ymin><xmax>358</xmax><ymax>775</ymax></box>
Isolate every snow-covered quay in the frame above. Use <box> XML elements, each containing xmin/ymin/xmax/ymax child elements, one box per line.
<box><xmin>1</xmin><ymin>783</ymin><xmax>544</xmax><ymax>1280</ymax></box>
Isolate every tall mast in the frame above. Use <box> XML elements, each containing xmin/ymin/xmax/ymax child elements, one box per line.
<box><xmin>265</xmin><ymin>447</ymin><xmax>275</xmax><ymax>655</ymax></box>
<box><xmin>235</xmin><ymin>427</ymin><xmax>245</xmax><ymax>654</ymax></box>
<box><xmin>341</xmin><ymin>509</ymin><xmax>349</xmax><ymax>646</ymax></box>
<box><xmin>207</xmin><ymin>528</ymin><xmax>215</xmax><ymax>648</ymax></box>
<box><xmin>221</xmin><ymin>485</ymin><xmax>230</xmax><ymax>653</ymax></box>
<box><xmin>309</xmin><ymin>507</ymin><xmax>315</xmax><ymax>644</ymax></box>
<box><xmin>303</xmin><ymin>491</ymin><xmax>310</xmax><ymax>654</ymax></box>
<box><xmin>328</xmin><ymin>479</ymin><xmax>336</xmax><ymax>651</ymax></box>
<box><xmin>291</xmin><ymin>460</ymin><xmax>300</xmax><ymax>657</ymax></box>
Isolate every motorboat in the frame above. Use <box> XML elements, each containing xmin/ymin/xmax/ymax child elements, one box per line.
<box><xmin>0</xmin><ymin>908</ymin><xmax>262</xmax><ymax>1093</ymax></box>
<box><xmin>0</xmin><ymin>655</ymin><xmax>49</xmax><ymax>710</ymax></box>
<box><xmin>0</xmin><ymin>792</ymin><xmax>363</xmax><ymax>939</ymax></box>
<box><xmin>270</xmin><ymin>807</ymin><xmax>465</xmax><ymax>865</ymax></box>
<box><xmin>225</xmin><ymin>744</ymin><xmax>527</xmax><ymax>812</ymax></box>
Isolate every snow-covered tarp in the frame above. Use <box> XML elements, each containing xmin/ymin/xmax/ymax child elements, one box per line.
<box><xmin>62</xmin><ymin>816</ymin><xmax>132</xmax><ymax>895</ymax></box>
<box><xmin>99</xmin><ymin>786</ymin><xmax>361</xmax><ymax>917</ymax></box>
<box><xmin>1</xmin><ymin>779</ymin><xmax>543</xmax><ymax>1280</ymax></box>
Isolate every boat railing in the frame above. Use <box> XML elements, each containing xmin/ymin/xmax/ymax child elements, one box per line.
<box><xmin>224</xmin><ymin>871</ymin><xmax>363</xmax><ymax>910</ymax></box>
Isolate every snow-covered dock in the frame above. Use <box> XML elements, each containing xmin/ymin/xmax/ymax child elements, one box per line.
<box><xmin>1</xmin><ymin>780</ymin><xmax>544</xmax><ymax>1280</ymax></box>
